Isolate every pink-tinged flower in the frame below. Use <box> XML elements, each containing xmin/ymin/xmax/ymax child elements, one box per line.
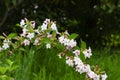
<box><xmin>44</xmin><ymin>18</ymin><xmax>50</xmax><ymax>24</ymax></box>
<box><xmin>93</xmin><ymin>75</ymin><xmax>100</xmax><ymax>80</ymax></box>
<box><xmin>73</xmin><ymin>50</ymin><xmax>80</xmax><ymax>56</ymax></box>
<box><xmin>63</xmin><ymin>38</ymin><xmax>70</xmax><ymax>46</ymax></box>
<box><xmin>47</xmin><ymin>33</ymin><xmax>52</xmax><ymax>38</ymax></box>
<box><xmin>83</xmin><ymin>47</ymin><xmax>92</xmax><ymax>58</ymax></box>
<box><xmin>21</xmin><ymin>28</ymin><xmax>28</xmax><ymax>37</ymax></box>
<box><xmin>41</xmin><ymin>23</ymin><xmax>47</xmax><ymax>31</ymax></box>
<box><xmin>84</xmin><ymin>64</ymin><xmax>91</xmax><ymax>72</ymax></box>
<box><xmin>2</xmin><ymin>43</ymin><xmax>9</xmax><ymax>49</ymax></box>
<box><xmin>30</xmin><ymin>21</ymin><xmax>35</xmax><ymax>28</ymax></box>
<box><xmin>87</xmin><ymin>71</ymin><xmax>94</xmax><ymax>78</ymax></box>
<box><xmin>66</xmin><ymin>46</ymin><xmax>72</xmax><ymax>50</ymax></box>
<box><xmin>87</xmin><ymin>71</ymin><xmax>100</xmax><ymax>80</ymax></box>
<box><xmin>101</xmin><ymin>73</ymin><xmax>107</xmax><ymax>80</ymax></box>
<box><xmin>67</xmin><ymin>39</ymin><xmax>77</xmax><ymax>48</ymax></box>
<box><xmin>23</xmin><ymin>39</ymin><xmax>30</xmax><ymax>46</ymax></box>
<box><xmin>74</xmin><ymin>57</ymin><xmax>82</xmax><ymax>65</ymax></box>
<box><xmin>46</xmin><ymin>43</ymin><xmax>51</xmax><ymax>49</ymax></box>
<box><xmin>75</xmin><ymin>64</ymin><xmax>86</xmax><ymax>74</ymax></box>
<box><xmin>59</xmin><ymin>36</ymin><xmax>65</xmax><ymax>44</ymax></box>
<box><xmin>51</xmin><ymin>22</ymin><xmax>57</xmax><ymax>31</ymax></box>
<box><xmin>59</xmin><ymin>36</ymin><xmax>77</xmax><ymax>49</ymax></box>
<box><xmin>66</xmin><ymin>57</ymin><xmax>74</xmax><ymax>67</ymax></box>
<box><xmin>93</xmin><ymin>74</ymin><xmax>100</xmax><ymax>80</ymax></box>
<box><xmin>20</xmin><ymin>19</ymin><xmax>25</xmax><ymax>26</ymax></box>
<box><xmin>27</xmin><ymin>33</ymin><xmax>34</xmax><ymax>40</ymax></box>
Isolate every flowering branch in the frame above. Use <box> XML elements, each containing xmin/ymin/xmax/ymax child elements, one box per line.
<box><xmin>0</xmin><ymin>18</ymin><xmax>107</xmax><ymax>80</ymax></box>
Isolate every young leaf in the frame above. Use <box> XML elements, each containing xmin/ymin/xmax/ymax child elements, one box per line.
<box><xmin>8</xmin><ymin>33</ymin><xmax>17</xmax><ymax>39</ymax></box>
<box><xmin>69</xmin><ymin>33</ymin><xmax>78</xmax><ymax>39</ymax></box>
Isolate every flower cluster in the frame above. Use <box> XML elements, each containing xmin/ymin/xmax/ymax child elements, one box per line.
<box><xmin>58</xmin><ymin>35</ymin><xmax>107</xmax><ymax>80</ymax></box>
<box><xmin>0</xmin><ymin>18</ymin><xmax>107</xmax><ymax>80</ymax></box>
<box><xmin>59</xmin><ymin>36</ymin><xmax>77</xmax><ymax>50</ymax></box>
<box><xmin>0</xmin><ymin>38</ymin><xmax>11</xmax><ymax>52</ymax></box>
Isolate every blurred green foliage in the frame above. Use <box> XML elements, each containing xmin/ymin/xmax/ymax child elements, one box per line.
<box><xmin>0</xmin><ymin>0</ymin><xmax>120</xmax><ymax>47</ymax></box>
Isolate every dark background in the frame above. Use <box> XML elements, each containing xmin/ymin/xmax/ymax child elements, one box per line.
<box><xmin>0</xmin><ymin>0</ymin><xmax>120</xmax><ymax>48</ymax></box>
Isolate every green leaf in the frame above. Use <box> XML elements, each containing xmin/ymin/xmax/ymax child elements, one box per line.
<box><xmin>19</xmin><ymin>47</ymin><xmax>25</xmax><ymax>51</ymax></box>
<box><xmin>41</xmin><ymin>38</ymin><xmax>51</xmax><ymax>43</ymax></box>
<box><xmin>80</xmin><ymin>40</ymin><xmax>86</xmax><ymax>50</ymax></box>
<box><xmin>52</xmin><ymin>31</ymin><xmax>56</xmax><ymax>37</ymax></box>
<box><xmin>8</xmin><ymin>33</ymin><xmax>17</xmax><ymax>39</ymax></box>
<box><xmin>0</xmin><ymin>67</ymin><xmax>8</xmax><ymax>74</ymax></box>
<box><xmin>56</xmin><ymin>43</ymin><xmax>65</xmax><ymax>51</ymax></box>
<box><xmin>80</xmin><ymin>52</ymin><xmax>85</xmax><ymax>61</ymax></box>
<box><xmin>69</xmin><ymin>33</ymin><xmax>78</xmax><ymax>39</ymax></box>
<box><xmin>16</xmin><ymin>23</ymin><xmax>20</xmax><ymax>27</ymax></box>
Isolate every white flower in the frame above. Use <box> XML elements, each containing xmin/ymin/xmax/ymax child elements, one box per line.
<box><xmin>87</xmin><ymin>71</ymin><xmax>95</xmax><ymax>78</ymax></box>
<box><xmin>21</xmin><ymin>28</ymin><xmax>28</xmax><ymax>37</ymax></box>
<box><xmin>66</xmin><ymin>39</ymin><xmax>77</xmax><ymax>50</ymax></box>
<box><xmin>84</xmin><ymin>64</ymin><xmax>91</xmax><ymax>72</ymax></box>
<box><xmin>93</xmin><ymin>74</ymin><xmax>100</xmax><ymax>80</ymax></box>
<box><xmin>3</xmin><ymin>39</ymin><xmax>10</xmax><ymax>43</ymax></box>
<box><xmin>73</xmin><ymin>50</ymin><xmax>80</xmax><ymax>56</ymax></box>
<box><xmin>51</xmin><ymin>22</ymin><xmax>57</xmax><ymax>31</ymax></box>
<box><xmin>46</xmin><ymin>43</ymin><xmax>51</xmax><ymax>49</ymax></box>
<box><xmin>34</xmin><ymin>39</ymin><xmax>40</xmax><ymax>45</ymax></box>
<box><xmin>68</xmin><ymin>39</ymin><xmax>77</xmax><ymax>48</ymax></box>
<box><xmin>23</xmin><ymin>39</ymin><xmax>30</xmax><ymax>46</ymax></box>
<box><xmin>87</xmin><ymin>71</ymin><xmax>100</xmax><ymax>80</ymax></box>
<box><xmin>66</xmin><ymin>58</ymin><xmax>74</xmax><ymax>67</ymax></box>
<box><xmin>2</xmin><ymin>43</ymin><xmax>9</xmax><ymax>49</ymax></box>
<box><xmin>74</xmin><ymin>56</ymin><xmax>82</xmax><ymax>65</ymax></box>
<box><xmin>83</xmin><ymin>47</ymin><xmax>92</xmax><ymax>58</ymax></box>
<box><xmin>59</xmin><ymin>36</ymin><xmax>77</xmax><ymax>49</ymax></box>
<box><xmin>27</xmin><ymin>33</ymin><xmax>34</xmax><ymax>40</ymax></box>
<box><xmin>63</xmin><ymin>38</ymin><xmax>70</xmax><ymax>46</ymax></box>
<box><xmin>59</xmin><ymin>36</ymin><xmax>65</xmax><ymax>44</ymax></box>
<box><xmin>20</xmin><ymin>19</ymin><xmax>25</xmax><ymax>26</ymax></box>
<box><xmin>75</xmin><ymin>64</ymin><xmax>86</xmax><ymax>74</ymax></box>
<box><xmin>41</xmin><ymin>23</ymin><xmax>47</xmax><ymax>31</ymax></box>
<box><xmin>101</xmin><ymin>73</ymin><xmax>107</xmax><ymax>80</ymax></box>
